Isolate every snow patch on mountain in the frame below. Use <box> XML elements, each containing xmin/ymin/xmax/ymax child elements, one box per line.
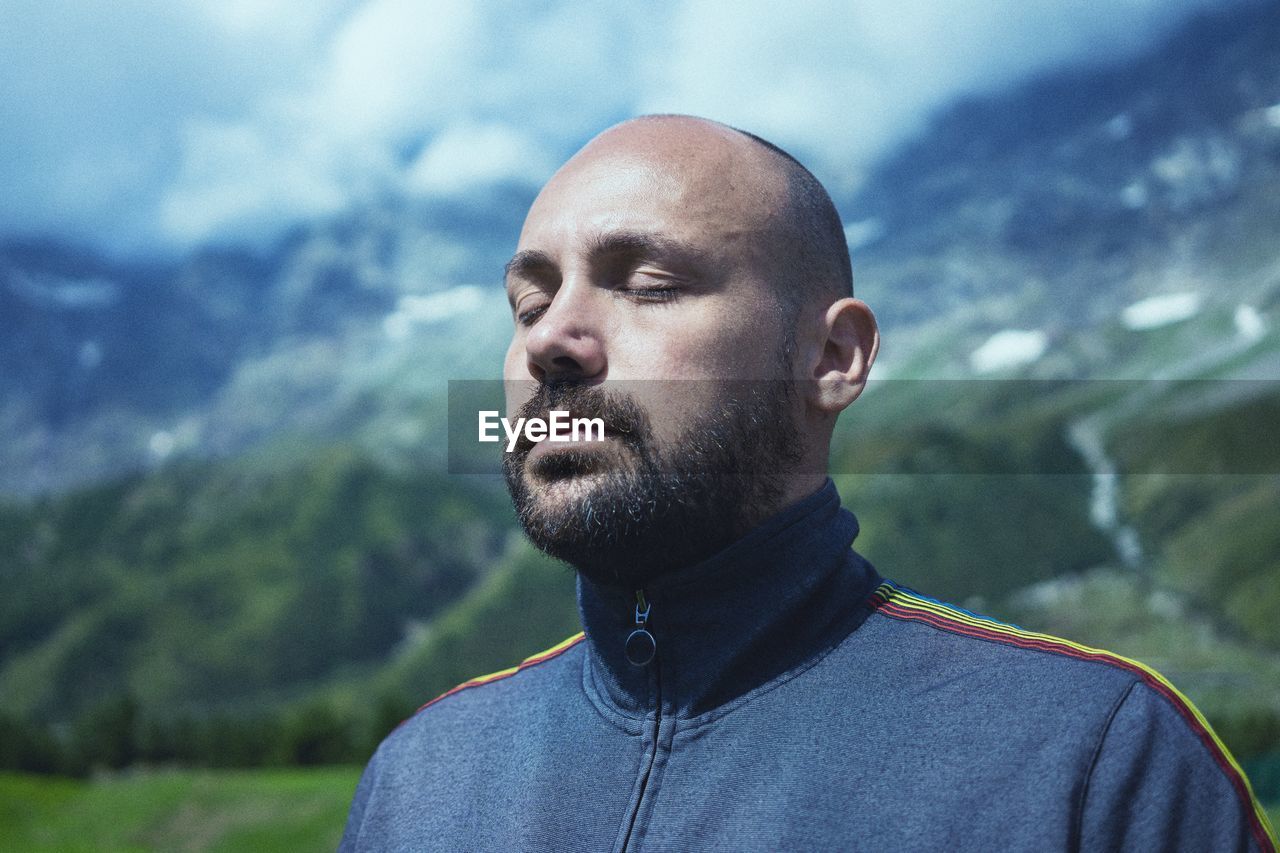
<box><xmin>1234</xmin><ymin>304</ymin><xmax>1266</xmax><ymax>344</ymax></box>
<box><xmin>1121</xmin><ymin>292</ymin><xmax>1201</xmax><ymax>330</ymax></box>
<box><xmin>969</xmin><ymin>329</ymin><xmax>1047</xmax><ymax>374</ymax></box>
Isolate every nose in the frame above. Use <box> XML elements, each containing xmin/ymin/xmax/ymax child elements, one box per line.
<box><xmin>523</xmin><ymin>284</ymin><xmax>606</xmax><ymax>382</ymax></box>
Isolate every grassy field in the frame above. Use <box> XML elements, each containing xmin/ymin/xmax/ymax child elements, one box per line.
<box><xmin>0</xmin><ymin>768</ymin><xmax>360</xmax><ymax>852</ymax></box>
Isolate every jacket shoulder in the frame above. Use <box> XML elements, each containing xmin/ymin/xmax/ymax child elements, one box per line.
<box><xmin>869</xmin><ymin>579</ymin><xmax>1156</xmax><ymax>686</ymax></box>
<box><xmin>388</xmin><ymin>631</ymin><xmax>586</xmax><ymax>739</ymax></box>
<box><xmin>412</xmin><ymin>631</ymin><xmax>584</xmax><ymax>714</ymax></box>
<box><xmin>866</xmin><ymin>580</ymin><xmax>1276</xmax><ymax>849</ymax></box>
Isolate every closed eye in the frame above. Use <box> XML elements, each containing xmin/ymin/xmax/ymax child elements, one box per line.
<box><xmin>516</xmin><ymin>302</ymin><xmax>549</xmax><ymax>326</ymax></box>
<box><xmin>514</xmin><ymin>277</ymin><xmax>683</xmax><ymax>326</ymax></box>
<box><xmin>618</xmin><ymin>285</ymin><xmax>680</xmax><ymax>303</ymax></box>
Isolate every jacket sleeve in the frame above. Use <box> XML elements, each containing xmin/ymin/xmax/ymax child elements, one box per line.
<box><xmin>339</xmin><ymin>748</ymin><xmax>383</xmax><ymax>852</ymax></box>
<box><xmin>1077</xmin><ymin>680</ymin><xmax>1277</xmax><ymax>852</ymax></box>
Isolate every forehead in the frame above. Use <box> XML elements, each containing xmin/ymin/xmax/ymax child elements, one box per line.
<box><xmin>516</xmin><ymin>125</ymin><xmax>789</xmax><ymax>259</ymax></box>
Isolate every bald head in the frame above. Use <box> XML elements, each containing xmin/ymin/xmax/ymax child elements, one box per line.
<box><xmin>544</xmin><ymin>115</ymin><xmax>853</xmax><ymax>321</ymax></box>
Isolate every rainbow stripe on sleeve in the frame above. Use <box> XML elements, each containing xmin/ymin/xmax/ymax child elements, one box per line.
<box><xmin>868</xmin><ymin>580</ymin><xmax>1278</xmax><ymax>851</ymax></box>
<box><xmin>402</xmin><ymin>631</ymin><xmax>586</xmax><ymax>722</ymax></box>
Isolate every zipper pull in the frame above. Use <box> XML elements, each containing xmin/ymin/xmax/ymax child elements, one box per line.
<box><xmin>625</xmin><ymin>589</ymin><xmax>657</xmax><ymax>666</ymax></box>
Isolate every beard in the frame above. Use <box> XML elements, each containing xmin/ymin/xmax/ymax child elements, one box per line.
<box><xmin>502</xmin><ymin>377</ymin><xmax>804</xmax><ymax>587</ymax></box>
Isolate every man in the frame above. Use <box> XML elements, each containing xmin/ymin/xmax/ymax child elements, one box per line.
<box><xmin>341</xmin><ymin>116</ymin><xmax>1276</xmax><ymax>851</ymax></box>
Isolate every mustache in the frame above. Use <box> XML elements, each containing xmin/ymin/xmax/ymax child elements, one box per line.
<box><xmin>510</xmin><ymin>381</ymin><xmax>650</xmax><ymax>455</ymax></box>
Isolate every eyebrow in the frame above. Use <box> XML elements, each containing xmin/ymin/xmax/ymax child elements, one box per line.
<box><xmin>504</xmin><ymin>249</ymin><xmax>556</xmax><ymax>285</ymax></box>
<box><xmin>586</xmin><ymin>230</ymin><xmax>692</xmax><ymax>266</ymax></box>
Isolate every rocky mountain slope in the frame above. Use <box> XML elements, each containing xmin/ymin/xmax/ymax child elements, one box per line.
<box><xmin>5</xmin><ymin>3</ymin><xmax>1278</xmax><ymax>497</ymax></box>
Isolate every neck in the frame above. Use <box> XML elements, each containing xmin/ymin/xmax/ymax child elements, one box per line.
<box><xmin>569</xmin><ymin>473</ymin><xmax>830</xmax><ymax>589</ymax></box>
<box><xmin>575</xmin><ymin>478</ymin><xmax>882</xmax><ymax>719</ymax></box>
<box><xmin>775</xmin><ymin>471</ymin><xmax>828</xmax><ymax>515</ymax></box>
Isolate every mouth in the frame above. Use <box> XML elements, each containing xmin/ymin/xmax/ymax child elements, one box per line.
<box><xmin>524</xmin><ymin>424</ymin><xmax>625</xmax><ymax>460</ymax></box>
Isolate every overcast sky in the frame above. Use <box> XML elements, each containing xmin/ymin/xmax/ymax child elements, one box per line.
<box><xmin>0</xmin><ymin>0</ymin><xmax>1244</xmax><ymax>257</ymax></box>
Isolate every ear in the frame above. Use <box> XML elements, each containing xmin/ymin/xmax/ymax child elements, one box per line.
<box><xmin>809</xmin><ymin>298</ymin><xmax>879</xmax><ymax>414</ymax></box>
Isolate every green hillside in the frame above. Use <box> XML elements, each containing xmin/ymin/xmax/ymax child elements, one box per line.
<box><xmin>0</xmin><ymin>464</ymin><xmax>581</xmax><ymax>778</ymax></box>
<box><xmin>0</xmin><ymin>448</ymin><xmax>512</xmax><ymax>723</ymax></box>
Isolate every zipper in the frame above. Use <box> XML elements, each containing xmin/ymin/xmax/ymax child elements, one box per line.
<box><xmin>619</xmin><ymin>589</ymin><xmax>661</xmax><ymax>852</ymax></box>
<box><xmin>625</xmin><ymin>589</ymin><xmax>656</xmax><ymax>666</ymax></box>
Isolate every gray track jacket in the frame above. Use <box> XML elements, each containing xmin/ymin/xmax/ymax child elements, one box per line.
<box><xmin>341</xmin><ymin>480</ymin><xmax>1276</xmax><ymax>851</ymax></box>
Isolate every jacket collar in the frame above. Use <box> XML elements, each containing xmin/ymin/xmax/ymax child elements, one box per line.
<box><xmin>576</xmin><ymin>478</ymin><xmax>881</xmax><ymax>720</ymax></box>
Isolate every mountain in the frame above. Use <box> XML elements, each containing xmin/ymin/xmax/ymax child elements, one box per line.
<box><xmin>0</xmin><ymin>196</ymin><xmax>522</xmax><ymax>496</ymax></box>
<box><xmin>850</xmin><ymin>0</ymin><xmax>1280</xmax><ymax>344</ymax></box>
<box><xmin>4</xmin><ymin>3</ymin><xmax>1278</xmax><ymax>497</ymax></box>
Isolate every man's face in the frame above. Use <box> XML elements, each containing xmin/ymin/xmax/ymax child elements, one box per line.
<box><xmin>500</xmin><ymin>122</ymin><xmax>807</xmax><ymax>585</ymax></box>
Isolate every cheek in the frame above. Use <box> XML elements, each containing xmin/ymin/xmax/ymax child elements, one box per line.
<box><xmin>631</xmin><ymin>313</ymin><xmax>785</xmax><ymax>443</ymax></box>
<box><xmin>641</xmin><ymin>316</ymin><xmax>780</xmax><ymax>380</ymax></box>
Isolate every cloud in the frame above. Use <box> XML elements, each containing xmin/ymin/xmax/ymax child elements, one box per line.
<box><xmin>158</xmin><ymin>118</ymin><xmax>355</xmax><ymax>245</ymax></box>
<box><xmin>637</xmin><ymin>0</ymin><xmax>1242</xmax><ymax>194</ymax></box>
<box><xmin>0</xmin><ymin>0</ymin><xmax>1247</xmax><ymax>255</ymax></box>
<box><xmin>405</xmin><ymin>122</ymin><xmax>552</xmax><ymax>197</ymax></box>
